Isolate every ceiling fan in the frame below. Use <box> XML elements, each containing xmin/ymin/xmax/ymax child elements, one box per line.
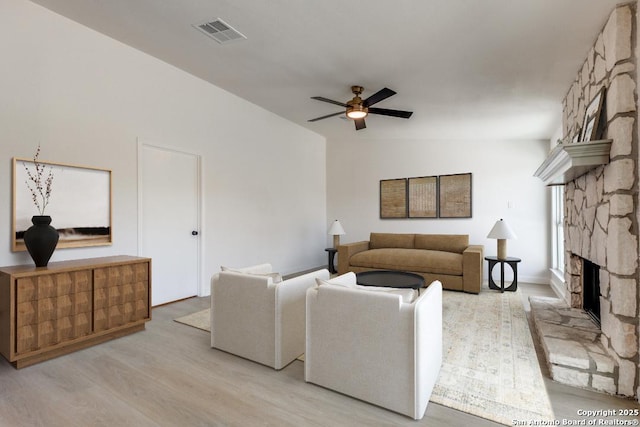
<box><xmin>308</xmin><ymin>86</ymin><xmax>413</xmax><ymax>130</ymax></box>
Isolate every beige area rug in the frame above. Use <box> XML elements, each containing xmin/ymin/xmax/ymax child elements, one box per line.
<box><xmin>175</xmin><ymin>308</ymin><xmax>210</xmax><ymax>332</ymax></box>
<box><xmin>175</xmin><ymin>290</ymin><xmax>554</xmax><ymax>425</ymax></box>
<box><xmin>431</xmin><ymin>288</ymin><xmax>555</xmax><ymax>425</ymax></box>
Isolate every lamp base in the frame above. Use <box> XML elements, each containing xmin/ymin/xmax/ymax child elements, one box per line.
<box><xmin>497</xmin><ymin>239</ymin><xmax>507</xmax><ymax>259</ymax></box>
<box><xmin>333</xmin><ymin>235</ymin><xmax>340</xmax><ymax>249</ymax></box>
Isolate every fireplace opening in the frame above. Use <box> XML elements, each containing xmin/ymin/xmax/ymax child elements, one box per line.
<box><xmin>583</xmin><ymin>258</ymin><xmax>601</xmax><ymax>327</ymax></box>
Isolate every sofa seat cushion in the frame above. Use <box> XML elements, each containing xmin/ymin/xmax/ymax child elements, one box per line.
<box><xmin>350</xmin><ymin>248</ymin><xmax>463</xmax><ymax>276</ymax></box>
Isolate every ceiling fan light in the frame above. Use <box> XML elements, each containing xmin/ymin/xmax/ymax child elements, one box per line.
<box><xmin>346</xmin><ymin>105</ymin><xmax>368</xmax><ymax>119</ymax></box>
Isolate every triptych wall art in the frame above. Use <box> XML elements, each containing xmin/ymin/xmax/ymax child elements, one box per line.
<box><xmin>380</xmin><ymin>173</ymin><xmax>472</xmax><ymax>219</ymax></box>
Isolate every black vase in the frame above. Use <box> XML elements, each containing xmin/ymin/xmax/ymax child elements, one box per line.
<box><xmin>23</xmin><ymin>216</ymin><xmax>59</xmax><ymax>267</ymax></box>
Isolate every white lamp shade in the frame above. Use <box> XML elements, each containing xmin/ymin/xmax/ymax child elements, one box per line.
<box><xmin>328</xmin><ymin>220</ymin><xmax>345</xmax><ymax>236</ymax></box>
<box><xmin>487</xmin><ymin>219</ymin><xmax>517</xmax><ymax>240</ymax></box>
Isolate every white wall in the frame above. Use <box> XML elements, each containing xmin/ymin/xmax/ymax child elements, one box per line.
<box><xmin>0</xmin><ymin>0</ymin><xmax>327</xmax><ymax>294</ymax></box>
<box><xmin>327</xmin><ymin>137</ymin><xmax>551</xmax><ymax>284</ymax></box>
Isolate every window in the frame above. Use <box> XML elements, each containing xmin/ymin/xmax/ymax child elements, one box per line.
<box><xmin>551</xmin><ymin>185</ymin><xmax>565</xmax><ymax>272</ymax></box>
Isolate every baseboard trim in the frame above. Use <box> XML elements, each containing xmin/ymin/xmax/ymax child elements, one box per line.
<box><xmin>518</xmin><ymin>274</ymin><xmax>550</xmax><ymax>285</ymax></box>
<box><xmin>549</xmin><ymin>268</ymin><xmax>567</xmax><ymax>300</ymax></box>
<box><xmin>283</xmin><ymin>266</ymin><xmax>327</xmax><ymax>280</ymax></box>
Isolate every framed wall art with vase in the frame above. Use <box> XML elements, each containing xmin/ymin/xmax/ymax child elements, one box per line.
<box><xmin>13</xmin><ymin>157</ymin><xmax>112</xmax><ymax>260</ymax></box>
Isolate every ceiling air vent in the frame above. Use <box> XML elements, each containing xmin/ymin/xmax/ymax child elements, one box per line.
<box><xmin>193</xmin><ymin>18</ymin><xmax>247</xmax><ymax>44</ymax></box>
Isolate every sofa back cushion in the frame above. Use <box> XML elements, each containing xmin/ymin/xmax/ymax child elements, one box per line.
<box><xmin>414</xmin><ymin>234</ymin><xmax>468</xmax><ymax>253</ymax></box>
<box><xmin>369</xmin><ymin>233</ymin><xmax>415</xmax><ymax>249</ymax></box>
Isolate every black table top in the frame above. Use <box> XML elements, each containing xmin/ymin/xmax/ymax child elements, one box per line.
<box><xmin>356</xmin><ymin>270</ymin><xmax>425</xmax><ymax>289</ymax></box>
<box><xmin>484</xmin><ymin>256</ymin><xmax>521</xmax><ymax>263</ymax></box>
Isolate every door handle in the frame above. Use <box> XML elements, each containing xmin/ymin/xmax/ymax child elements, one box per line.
<box><xmin>192</xmin><ymin>231</ymin><xmax>199</xmax><ymax>236</ymax></box>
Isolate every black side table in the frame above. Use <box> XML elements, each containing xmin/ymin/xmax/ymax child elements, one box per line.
<box><xmin>325</xmin><ymin>248</ymin><xmax>338</xmax><ymax>274</ymax></box>
<box><xmin>485</xmin><ymin>256</ymin><xmax>521</xmax><ymax>292</ymax></box>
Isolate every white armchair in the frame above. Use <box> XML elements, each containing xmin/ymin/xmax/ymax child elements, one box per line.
<box><xmin>211</xmin><ymin>263</ymin><xmax>329</xmax><ymax>370</ymax></box>
<box><xmin>305</xmin><ymin>272</ymin><xmax>443</xmax><ymax>420</ymax></box>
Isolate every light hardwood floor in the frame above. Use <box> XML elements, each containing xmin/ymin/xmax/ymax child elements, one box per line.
<box><xmin>0</xmin><ymin>283</ymin><xmax>638</xmax><ymax>426</ymax></box>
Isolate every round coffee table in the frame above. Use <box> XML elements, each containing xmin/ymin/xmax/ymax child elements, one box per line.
<box><xmin>356</xmin><ymin>270</ymin><xmax>425</xmax><ymax>290</ymax></box>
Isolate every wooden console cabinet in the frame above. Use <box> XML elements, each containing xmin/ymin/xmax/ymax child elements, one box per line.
<box><xmin>0</xmin><ymin>255</ymin><xmax>151</xmax><ymax>368</ymax></box>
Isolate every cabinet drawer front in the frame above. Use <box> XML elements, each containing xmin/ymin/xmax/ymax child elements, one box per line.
<box><xmin>16</xmin><ymin>278</ymin><xmax>36</xmax><ymax>302</ymax></box>
<box><xmin>93</xmin><ymin>263</ymin><xmax>150</xmax><ymax>330</ymax></box>
<box><xmin>38</xmin><ymin>320</ymin><xmax>56</xmax><ymax>347</ymax></box>
<box><xmin>16</xmin><ymin>271</ymin><xmax>93</xmax><ymax>301</ymax></box>
<box><xmin>17</xmin><ymin>301</ymin><xmax>37</xmax><ymax>327</ymax></box>
<box><xmin>37</xmin><ymin>298</ymin><xmax>56</xmax><ymax>323</ymax></box>
<box><xmin>56</xmin><ymin>295</ymin><xmax>73</xmax><ymax>318</ymax></box>
<box><xmin>75</xmin><ymin>312</ymin><xmax>92</xmax><ymax>337</ymax></box>
<box><xmin>136</xmin><ymin>299</ymin><xmax>149</xmax><ymax>320</ymax></box>
<box><xmin>108</xmin><ymin>286</ymin><xmax>122</xmax><ymax>307</ymax></box>
<box><xmin>38</xmin><ymin>277</ymin><xmax>56</xmax><ymax>299</ymax></box>
<box><xmin>14</xmin><ymin>269</ymin><xmax>94</xmax><ymax>356</ymax></box>
<box><xmin>16</xmin><ymin>325</ymin><xmax>37</xmax><ymax>354</ymax></box>
<box><xmin>72</xmin><ymin>271</ymin><xmax>92</xmax><ymax>293</ymax></box>
<box><xmin>56</xmin><ymin>317</ymin><xmax>74</xmax><ymax>342</ymax></box>
<box><xmin>94</xmin><ymin>308</ymin><xmax>108</xmax><ymax>332</ymax></box>
<box><xmin>75</xmin><ymin>291</ymin><xmax>92</xmax><ymax>314</ymax></box>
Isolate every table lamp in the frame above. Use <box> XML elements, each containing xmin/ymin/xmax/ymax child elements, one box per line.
<box><xmin>487</xmin><ymin>218</ymin><xmax>517</xmax><ymax>259</ymax></box>
<box><xmin>328</xmin><ymin>220</ymin><xmax>345</xmax><ymax>248</ymax></box>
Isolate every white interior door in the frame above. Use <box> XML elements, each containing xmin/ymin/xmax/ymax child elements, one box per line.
<box><xmin>139</xmin><ymin>143</ymin><xmax>200</xmax><ymax>306</ymax></box>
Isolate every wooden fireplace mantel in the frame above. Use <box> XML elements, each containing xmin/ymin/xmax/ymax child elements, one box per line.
<box><xmin>534</xmin><ymin>139</ymin><xmax>612</xmax><ymax>186</ymax></box>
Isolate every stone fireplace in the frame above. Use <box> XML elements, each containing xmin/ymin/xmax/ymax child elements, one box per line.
<box><xmin>582</xmin><ymin>257</ymin><xmax>602</xmax><ymax>326</ymax></box>
<box><xmin>559</xmin><ymin>3</ymin><xmax>639</xmax><ymax>399</ymax></box>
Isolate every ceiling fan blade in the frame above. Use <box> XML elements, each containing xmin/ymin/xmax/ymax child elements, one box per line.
<box><xmin>311</xmin><ymin>96</ymin><xmax>348</xmax><ymax>107</ymax></box>
<box><xmin>363</xmin><ymin>88</ymin><xmax>396</xmax><ymax>107</ymax></box>
<box><xmin>354</xmin><ymin>118</ymin><xmax>366</xmax><ymax>130</ymax></box>
<box><xmin>308</xmin><ymin>111</ymin><xmax>345</xmax><ymax>122</ymax></box>
<box><xmin>368</xmin><ymin>107</ymin><xmax>413</xmax><ymax>119</ymax></box>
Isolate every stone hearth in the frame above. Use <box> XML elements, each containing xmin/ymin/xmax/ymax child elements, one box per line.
<box><xmin>530</xmin><ymin>296</ymin><xmax>618</xmax><ymax>394</ymax></box>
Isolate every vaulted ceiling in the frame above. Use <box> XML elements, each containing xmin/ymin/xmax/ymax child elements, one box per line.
<box><xmin>30</xmin><ymin>0</ymin><xmax>622</xmax><ymax>140</ymax></box>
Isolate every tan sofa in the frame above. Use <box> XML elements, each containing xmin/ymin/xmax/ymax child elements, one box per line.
<box><xmin>337</xmin><ymin>232</ymin><xmax>484</xmax><ymax>294</ymax></box>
